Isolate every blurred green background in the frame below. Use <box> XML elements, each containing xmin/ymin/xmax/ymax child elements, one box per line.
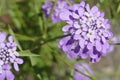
<box><xmin>0</xmin><ymin>0</ymin><xmax>120</xmax><ymax>80</ymax></box>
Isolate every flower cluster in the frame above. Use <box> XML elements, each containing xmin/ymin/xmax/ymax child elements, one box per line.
<box><xmin>42</xmin><ymin>0</ymin><xmax>72</xmax><ymax>23</ymax></box>
<box><xmin>0</xmin><ymin>32</ymin><xmax>23</xmax><ymax>80</ymax></box>
<box><xmin>74</xmin><ymin>63</ymin><xmax>93</xmax><ymax>80</ymax></box>
<box><xmin>59</xmin><ymin>1</ymin><xmax>113</xmax><ymax>62</ymax></box>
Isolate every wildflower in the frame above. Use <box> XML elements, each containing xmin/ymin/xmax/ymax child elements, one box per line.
<box><xmin>59</xmin><ymin>1</ymin><xmax>113</xmax><ymax>62</ymax></box>
<box><xmin>74</xmin><ymin>63</ymin><xmax>93</xmax><ymax>80</ymax></box>
<box><xmin>42</xmin><ymin>0</ymin><xmax>73</xmax><ymax>23</ymax></box>
<box><xmin>0</xmin><ymin>32</ymin><xmax>23</xmax><ymax>79</ymax></box>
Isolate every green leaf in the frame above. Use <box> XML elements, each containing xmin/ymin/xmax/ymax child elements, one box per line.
<box><xmin>19</xmin><ymin>50</ymin><xmax>40</xmax><ymax>57</ymax></box>
<box><xmin>15</xmin><ymin>33</ymin><xmax>37</xmax><ymax>41</ymax></box>
<box><xmin>117</xmin><ymin>3</ymin><xmax>120</xmax><ymax>13</ymax></box>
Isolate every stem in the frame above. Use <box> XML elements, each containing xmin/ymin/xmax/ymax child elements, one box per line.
<box><xmin>56</xmin><ymin>55</ymin><xmax>96</xmax><ymax>80</ymax></box>
<box><xmin>40</xmin><ymin>34</ymin><xmax>70</xmax><ymax>45</ymax></box>
<box><xmin>110</xmin><ymin>43</ymin><xmax>120</xmax><ymax>45</ymax></box>
<box><xmin>49</xmin><ymin>0</ymin><xmax>58</xmax><ymax>18</ymax></box>
<box><xmin>66</xmin><ymin>0</ymin><xmax>72</xmax><ymax>6</ymax></box>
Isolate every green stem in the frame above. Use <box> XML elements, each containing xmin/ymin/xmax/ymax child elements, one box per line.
<box><xmin>56</xmin><ymin>55</ymin><xmax>96</xmax><ymax>80</ymax></box>
<box><xmin>40</xmin><ymin>34</ymin><xmax>70</xmax><ymax>45</ymax></box>
<box><xmin>49</xmin><ymin>0</ymin><xmax>58</xmax><ymax>18</ymax></box>
<box><xmin>66</xmin><ymin>0</ymin><xmax>72</xmax><ymax>6</ymax></box>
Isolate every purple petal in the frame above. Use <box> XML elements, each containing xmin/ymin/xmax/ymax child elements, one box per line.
<box><xmin>16</xmin><ymin>58</ymin><xmax>23</xmax><ymax>64</ymax></box>
<box><xmin>0</xmin><ymin>32</ymin><xmax>6</xmax><ymax>42</ymax></box>
<box><xmin>75</xmin><ymin>29</ymin><xmax>82</xmax><ymax>34</ymax></box>
<box><xmin>62</xmin><ymin>25</ymin><xmax>71</xmax><ymax>32</ymax></box>
<box><xmin>3</xmin><ymin>64</ymin><xmax>11</xmax><ymax>70</ymax></box>
<box><xmin>79</xmin><ymin>1</ymin><xmax>85</xmax><ymax>7</ymax></box>
<box><xmin>95</xmin><ymin>40</ymin><xmax>102</xmax><ymax>51</ymax></box>
<box><xmin>8</xmin><ymin>36</ymin><xmax>13</xmax><ymax>42</ymax></box>
<box><xmin>74</xmin><ymin>34</ymin><xmax>81</xmax><ymax>40</ymax></box>
<box><xmin>14</xmin><ymin>62</ymin><xmax>19</xmax><ymax>71</ymax></box>
<box><xmin>72</xmin><ymin>12</ymin><xmax>79</xmax><ymax>19</ymax></box>
<box><xmin>87</xmin><ymin>43</ymin><xmax>93</xmax><ymax>50</ymax></box>
<box><xmin>100</xmin><ymin>12</ymin><xmax>105</xmax><ymax>17</ymax></box>
<box><xmin>86</xmin><ymin>4</ymin><xmax>90</xmax><ymax>12</ymax></box>
<box><xmin>6</xmin><ymin>70</ymin><xmax>15</xmax><ymax>80</ymax></box>
<box><xmin>79</xmin><ymin>39</ymin><xmax>85</xmax><ymax>48</ymax></box>
<box><xmin>78</xmin><ymin>8</ymin><xmax>84</xmax><ymax>16</ymax></box>
<box><xmin>79</xmin><ymin>53</ymin><xmax>88</xmax><ymax>59</ymax></box>
<box><xmin>74</xmin><ymin>22</ymin><xmax>80</xmax><ymax>28</ymax></box>
<box><xmin>59</xmin><ymin>9</ymin><xmax>71</xmax><ymax>21</ymax></box>
<box><xmin>91</xmin><ymin>6</ymin><xmax>98</xmax><ymax>14</ymax></box>
<box><xmin>0</xmin><ymin>71</ymin><xmax>5</xmax><ymax>80</ymax></box>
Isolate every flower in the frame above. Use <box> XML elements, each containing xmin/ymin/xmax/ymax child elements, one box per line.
<box><xmin>59</xmin><ymin>1</ymin><xmax>113</xmax><ymax>62</ymax></box>
<box><xmin>0</xmin><ymin>64</ymin><xmax>14</xmax><ymax>80</ymax></box>
<box><xmin>74</xmin><ymin>63</ymin><xmax>94</xmax><ymax>80</ymax></box>
<box><xmin>42</xmin><ymin>0</ymin><xmax>73</xmax><ymax>23</ymax></box>
<box><xmin>0</xmin><ymin>32</ymin><xmax>23</xmax><ymax>79</ymax></box>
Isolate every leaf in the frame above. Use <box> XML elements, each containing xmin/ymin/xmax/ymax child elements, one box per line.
<box><xmin>15</xmin><ymin>33</ymin><xmax>37</xmax><ymax>41</ymax></box>
<box><xmin>117</xmin><ymin>3</ymin><xmax>120</xmax><ymax>13</ymax></box>
<box><xmin>19</xmin><ymin>50</ymin><xmax>40</xmax><ymax>57</ymax></box>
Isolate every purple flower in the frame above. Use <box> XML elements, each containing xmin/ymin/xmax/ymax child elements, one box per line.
<box><xmin>0</xmin><ymin>32</ymin><xmax>23</xmax><ymax>79</ymax></box>
<box><xmin>59</xmin><ymin>1</ymin><xmax>113</xmax><ymax>62</ymax></box>
<box><xmin>0</xmin><ymin>64</ymin><xmax>14</xmax><ymax>80</ymax></box>
<box><xmin>42</xmin><ymin>0</ymin><xmax>73</xmax><ymax>23</ymax></box>
<box><xmin>74</xmin><ymin>63</ymin><xmax>93</xmax><ymax>80</ymax></box>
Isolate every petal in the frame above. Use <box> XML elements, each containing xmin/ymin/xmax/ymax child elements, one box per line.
<box><xmin>68</xmin><ymin>52</ymin><xmax>79</xmax><ymax>59</ymax></box>
<box><xmin>0</xmin><ymin>43</ymin><xmax>5</xmax><ymax>48</ymax></box>
<box><xmin>89</xmin><ymin>49</ymin><xmax>99</xmax><ymax>58</ymax></box>
<box><xmin>95</xmin><ymin>40</ymin><xmax>102</xmax><ymax>51</ymax></box>
<box><xmin>14</xmin><ymin>62</ymin><xmax>19</xmax><ymax>71</ymax></box>
<box><xmin>79</xmin><ymin>39</ymin><xmax>85</xmax><ymax>48</ymax></box>
<box><xmin>100</xmin><ymin>12</ymin><xmax>105</xmax><ymax>17</ymax></box>
<box><xmin>62</xmin><ymin>25</ymin><xmax>71</xmax><ymax>32</ymax></box>
<box><xmin>2</xmin><ymin>64</ymin><xmax>11</xmax><ymax>70</ymax></box>
<box><xmin>6</xmin><ymin>70</ymin><xmax>15</xmax><ymax>80</ymax></box>
<box><xmin>74</xmin><ymin>22</ymin><xmax>80</xmax><ymax>28</ymax></box>
<box><xmin>80</xmin><ymin>1</ymin><xmax>85</xmax><ymax>7</ymax></box>
<box><xmin>86</xmin><ymin>4</ymin><xmax>90</xmax><ymax>12</ymax></box>
<box><xmin>59</xmin><ymin>9</ymin><xmax>71</xmax><ymax>21</ymax></box>
<box><xmin>0</xmin><ymin>60</ymin><xmax>4</xmax><ymax>66</ymax></box>
<box><xmin>0</xmin><ymin>32</ymin><xmax>6</xmax><ymax>42</ymax></box>
<box><xmin>78</xmin><ymin>8</ymin><xmax>84</xmax><ymax>16</ymax></box>
<box><xmin>8</xmin><ymin>36</ymin><xmax>13</xmax><ymax>42</ymax></box>
<box><xmin>75</xmin><ymin>29</ymin><xmax>82</xmax><ymax>34</ymax></box>
<box><xmin>72</xmin><ymin>12</ymin><xmax>79</xmax><ymax>19</ymax></box>
<box><xmin>74</xmin><ymin>34</ymin><xmax>81</xmax><ymax>40</ymax></box>
<box><xmin>0</xmin><ymin>71</ymin><xmax>5</xmax><ymax>80</ymax></box>
<box><xmin>91</xmin><ymin>6</ymin><xmax>98</xmax><ymax>14</ymax></box>
<box><xmin>79</xmin><ymin>53</ymin><xmax>88</xmax><ymax>59</ymax></box>
<box><xmin>87</xmin><ymin>43</ymin><xmax>93</xmax><ymax>50</ymax></box>
<box><xmin>16</xmin><ymin>58</ymin><xmax>24</xmax><ymax>64</ymax></box>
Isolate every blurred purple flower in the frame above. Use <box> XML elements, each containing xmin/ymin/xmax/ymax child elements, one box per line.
<box><xmin>74</xmin><ymin>63</ymin><xmax>93</xmax><ymax>80</ymax></box>
<box><xmin>0</xmin><ymin>64</ymin><xmax>14</xmax><ymax>80</ymax></box>
<box><xmin>59</xmin><ymin>1</ymin><xmax>113</xmax><ymax>62</ymax></box>
<box><xmin>42</xmin><ymin>0</ymin><xmax>73</xmax><ymax>23</ymax></box>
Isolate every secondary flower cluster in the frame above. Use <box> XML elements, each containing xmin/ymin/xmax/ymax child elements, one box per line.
<box><xmin>0</xmin><ymin>32</ymin><xmax>23</xmax><ymax>80</ymax></box>
<box><xmin>42</xmin><ymin>0</ymin><xmax>72</xmax><ymax>23</ymax></box>
<box><xmin>59</xmin><ymin>1</ymin><xmax>113</xmax><ymax>62</ymax></box>
<box><xmin>74</xmin><ymin>63</ymin><xmax>93</xmax><ymax>80</ymax></box>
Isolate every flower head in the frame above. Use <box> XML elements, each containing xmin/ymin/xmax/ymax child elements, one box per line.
<box><xmin>0</xmin><ymin>32</ymin><xmax>23</xmax><ymax>80</ymax></box>
<box><xmin>59</xmin><ymin>1</ymin><xmax>113</xmax><ymax>62</ymax></box>
<box><xmin>42</xmin><ymin>0</ymin><xmax>73</xmax><ymax>23</ymax></box>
